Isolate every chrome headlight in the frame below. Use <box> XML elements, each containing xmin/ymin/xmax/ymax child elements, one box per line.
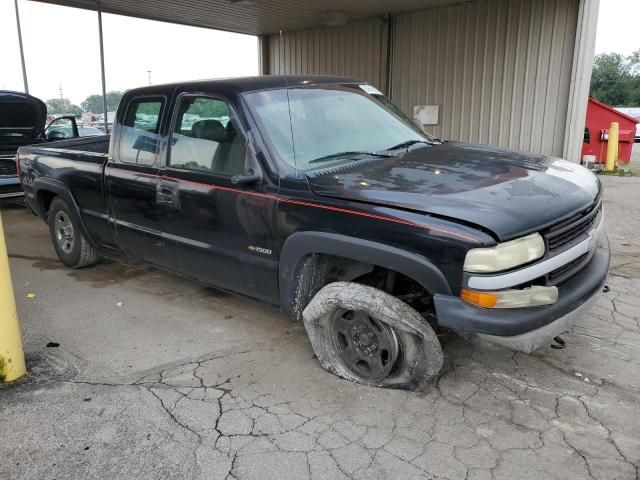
<box><xmin>464</xmin><ymin>233</ymin><xmax>545</xmax><ymax>273</ymax></box>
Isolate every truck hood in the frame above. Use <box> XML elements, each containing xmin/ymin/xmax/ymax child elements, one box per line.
<box><xmin>306</xmin><ymin>142</ymin><xmax>600</xmax><ymax>241</ymax></box>
<box><xmin>0</xmin><ymin>90</ymin><xmax>47</xmax><ymax>147</ymax></box>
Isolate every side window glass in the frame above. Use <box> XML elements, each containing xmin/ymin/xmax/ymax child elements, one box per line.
<box><xmin>46</xmin><ymin>117</ymin><xmax>76</xmax><ymax>141</ymax></box>
<box><xmin>169</xmin><ymin>97</ymin><xmax>246</xmax><ymax>176</ymax></box>
<box><xmin>118</xmin><ymin>98</ymin><xmax>163</xmax><ymax>165</ymax></box>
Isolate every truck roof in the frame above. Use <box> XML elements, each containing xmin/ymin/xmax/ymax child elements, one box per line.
<box><xmin>125</xmin><ymin>75</ymin><xmax>361</xmax><ymax>96</ymax></box>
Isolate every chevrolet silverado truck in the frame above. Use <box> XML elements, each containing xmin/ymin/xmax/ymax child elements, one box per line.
<box><xmin>1</xmin><ymin>90</ymin><xmax>88</xmax><ymax>199</ymax></box>
<box><xmin>16</xmin><ymin>76</ymin><xmax>610</xmax><ymax>390</ymax></box>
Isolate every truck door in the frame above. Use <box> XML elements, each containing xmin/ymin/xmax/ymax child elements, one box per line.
<box><xmin>106</xmin><ymin>94</ymin><xmax>176</xmax><ymax>269</ymax></box>
<box><xmin>158</xmin><ymin>93</ymin><xmax>279</xmax><ymax>303</ymax></box>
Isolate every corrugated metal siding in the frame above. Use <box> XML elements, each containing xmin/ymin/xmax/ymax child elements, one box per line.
<box><xmin>266</xmin><ymin>19</ymin><xmax>389</xmax><ymax>93</ymax></box>
<box><xmin>35</xmin><ymin>0</ymin><xmax>461</xmax><ymax>35</ymax></box>
<box><xmin>392</xmin><ymin>0</ymin><xmax>579</xmax><ymax>156</ymax></box>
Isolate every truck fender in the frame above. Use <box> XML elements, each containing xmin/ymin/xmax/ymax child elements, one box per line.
<box><xmin>279</xmin><ymin>231</ymin><xmax>452</xmax><ymax>314</ymax></box>
<box><xmin>31</xmin><ymin>177</ymin><xmax>97</xmax><ymax>247</ymax></box>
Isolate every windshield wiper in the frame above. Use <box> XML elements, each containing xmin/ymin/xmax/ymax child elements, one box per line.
<box><xmin>378</xmin><ymin>139</ymin><xmax>437</xmax><ymax>152</ymax></box>
<box><xmin>308</xmin><ymin>150</ymin><xmax>393</xmax><ymax>164</ymax></box>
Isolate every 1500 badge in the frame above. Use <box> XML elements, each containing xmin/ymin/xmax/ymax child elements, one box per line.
<box><xmin>248</xmin><ymin>245</ymin><xmax>272</xmax><ymax>255</ymax></box>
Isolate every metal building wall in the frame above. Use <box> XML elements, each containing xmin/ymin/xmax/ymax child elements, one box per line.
<box><xmin>264</xmin><ymin>0</ymin><xmax>582</xmax><ymax>158</ymax></box>
<box><xmin>391</xmin><ymin>0</ymin><xmax>579</xmax><ymax>157</ymax></box>
<box><xmin>266</xmin><ymin>18</ymin><xmax>390</xmax><ymax>94</ymax></box>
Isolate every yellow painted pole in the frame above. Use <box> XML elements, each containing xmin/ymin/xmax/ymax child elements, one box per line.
<box><xmin>605</xmin><ymin>122</ymin><xmax>619</xmax><ymax>172</ymax></box>
<box><xmin>0</xmin><ymin>211</ymin><xmax>26</xmax><ymax>382</ymax></box>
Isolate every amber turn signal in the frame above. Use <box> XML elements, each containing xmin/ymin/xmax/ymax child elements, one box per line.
<box><xmin>461</xmin><ymin>286</ymin><xmax>558</xmax><ymax>309</ymax></box>
<box><xmin>460</xmin><ymin>288</ymin><xmax>498</xmax><ymax>308</ymax></box>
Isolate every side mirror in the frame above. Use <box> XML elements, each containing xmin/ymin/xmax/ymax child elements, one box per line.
<box><xmin>47</xmin><ymin>130</ymin><xmax>66</xmax><ymax>141</ymax></box>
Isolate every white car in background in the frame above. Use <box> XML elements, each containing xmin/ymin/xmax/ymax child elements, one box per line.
<box><xmin>615</xmin><ymin>107</ymin><xmax>640</xmax><ymax>142</ymax></box>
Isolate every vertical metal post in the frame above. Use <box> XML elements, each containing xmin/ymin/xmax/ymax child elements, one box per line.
<box><xmin>14</xmin><ymin>0</ymin><xmax>29</xmax><ymax>94</ymax></box>
<box><xmin>385</xmin><ymin>14</ymin><xmax>396</xmax><ymax>99</ymax></box>
<box><xmin>97</xmin><ymin>2</ymin><xmax>109</xmax><ymax>133</ymax></box>
<box><xmin>0</xmin><ymin>212</ymin><xmax>26</xmax><ymax>383</ymax></box>
<box><xmin>606</xmin><ymin>122</ymin><xmax>619</xmax><ymax>172</ymax></box>
<box><xmin>258</xmin><ymin>35</ymin><xmax>269</xmax><ymax>75</ymax></box>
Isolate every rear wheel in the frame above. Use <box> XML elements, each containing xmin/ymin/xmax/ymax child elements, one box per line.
<box><xmin>48</xmin><ymin>198</ymin><xmax>99</xmax><ymax>268</ymax></box>
<box><xmin>303</xmin><ymin>282</ymin><xmax>444</xmax><ymax>390</ymax></box>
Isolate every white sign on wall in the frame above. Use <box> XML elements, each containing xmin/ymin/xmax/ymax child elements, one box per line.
<box><xmin>413</xmin><ymin>105</ymin><xmax>439</xmax><ymax>126</ymax></box>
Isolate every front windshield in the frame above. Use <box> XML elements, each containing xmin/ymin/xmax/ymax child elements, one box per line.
<box><xmin>244</xmin><ymin>85</ymin><xmax>434</xmax><ymax>171</ymax></box>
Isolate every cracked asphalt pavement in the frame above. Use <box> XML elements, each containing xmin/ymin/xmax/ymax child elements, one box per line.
<box><xmin>1</xmin><ymin>175</ymin><xmax>640</xmax><ymax>480</ymax></box>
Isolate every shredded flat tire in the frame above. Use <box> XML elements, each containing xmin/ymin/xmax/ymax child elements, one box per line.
<box><xmin>302</xmin><ymin>281</ymin><xmax>444</xmax><ymax>391</ymax></box>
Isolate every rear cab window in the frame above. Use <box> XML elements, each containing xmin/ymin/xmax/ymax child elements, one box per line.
<box><xmin>118</xmin><ymin>97</ymin><xmax>164</xmax><ymax>166</ymax></box>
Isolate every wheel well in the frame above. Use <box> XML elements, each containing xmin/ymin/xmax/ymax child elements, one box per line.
<box><xmin>290</xmin><ymin>254</ymin><xmax>434</xmax><ymax>322</ymax></box>
<box><xmin>37</xmin><ymin>190</ymin><xmax>57</xmax><ymax>216</ymax></box>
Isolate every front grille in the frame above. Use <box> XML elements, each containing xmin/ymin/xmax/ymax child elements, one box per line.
<box><xmin>543</xmin><ymin>201</ymin><xmax>601</xmax><ymax>253</ymax></box>
<box><xmin>0</xmin><ymin>183</ymin><xmax>23</xmax><ymax>196</ymax></box>
<box><xmin>547</xmin><ymin>253</ymin><xmax>588</xmax><ymax>284</ymax></box>
<box><xmin>0</xmin><ymin>157</ymin><xmax>17</xmax><ymax>176</ymax></box>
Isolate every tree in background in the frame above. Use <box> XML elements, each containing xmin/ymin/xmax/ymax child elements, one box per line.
<box><xmin>46</xmin><ymin>98</ymin><xmax>82</xmax><ymax>115</ymax></box>
<box><xmin>627</xmin><ymin>51</ymin><xmax>640</xmax><ymax>106</ymax></box>
<box><xmin>590</xmin><ymin>50</ymin><xmax>640</xmax><ymax>107</ymax></box>
<box><xmin>185</xmin><ymin>97</ymin><xmax>229</xmax><ymax>118</ymax></box>
<box><xmin>81</xmin><ymin>91</ymin><xmax>123</xmax><ymax>113</ymax></box>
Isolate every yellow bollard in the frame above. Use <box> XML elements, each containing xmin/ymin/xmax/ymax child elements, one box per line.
<box><xmin>0</xmin><ymin>211</ymin><xmax>26</xmax><ymax>382</ymax></box>
<box><xmin>605</xmin><ymin>122</ymin><xmax>619</xmax><ymax>172</ymax></box>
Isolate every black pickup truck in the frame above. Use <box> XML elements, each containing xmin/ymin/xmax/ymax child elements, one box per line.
<box><xmin>17</xmin><ymin>76</ymin><xmax>610</xmax><ymax>390</ymax></box>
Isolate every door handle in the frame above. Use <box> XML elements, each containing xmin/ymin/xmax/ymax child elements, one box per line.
<box><xmin>156</xmin><ymin>181</ymin><xmax>179</xmax><ymax>207</ymax></box>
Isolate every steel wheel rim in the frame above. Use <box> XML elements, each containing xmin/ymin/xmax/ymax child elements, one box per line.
<box><xmin>329</xmin><ymin>308</ymin><xmax>401</xmax><ymax>382</ymax></box>
<box><xmin>54</xmin><ymin>211</ymin><xmax>75</xmax><ymax>254</ymax></box>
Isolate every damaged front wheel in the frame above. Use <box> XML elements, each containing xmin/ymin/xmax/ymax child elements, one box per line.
<box><xmin>302</xmin><ymin>282</ymin><xmax>443</xmax><ymax>391</ymax></box>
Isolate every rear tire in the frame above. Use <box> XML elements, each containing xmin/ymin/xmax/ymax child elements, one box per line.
<box><xmin>302</xmin><ymin>282</ymin><xmax>444</xmax><ymax>391</ymax></box>
<box><xmin>48</xmin><ymin>198</ymin><xmax>98</xmax><ymax>269</ymax></box>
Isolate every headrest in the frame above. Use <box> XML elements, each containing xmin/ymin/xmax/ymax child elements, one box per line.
<box><xmin>192</xmin><ymin>119</ymin><xmax>227</xmax><ymax>142</ymax></box>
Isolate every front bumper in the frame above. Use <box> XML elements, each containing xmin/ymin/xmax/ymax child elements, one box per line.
<box><xmin>0</xmin><ymin>176</ymin><xmax>23</xmax><ymax>199</ymax></box>
<box><xmin>434</xmin><ymin>234</ymin><xmax>610</xmax><ymax>352</ymax></box>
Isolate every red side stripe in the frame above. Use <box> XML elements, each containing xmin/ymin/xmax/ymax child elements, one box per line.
<box><xmin>118</xmin><ymin>169</ymin><xmax>479</xmax><ymax>243</ymax></box>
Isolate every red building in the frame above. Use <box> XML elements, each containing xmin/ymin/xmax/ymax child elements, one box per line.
<box><xmin>581</xmin><ymin>98</ymin><xmax>638</xmax><ymax>165</ymax></box>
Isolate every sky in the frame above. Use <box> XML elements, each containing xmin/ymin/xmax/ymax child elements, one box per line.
<box><xmin>595</xmin><ymin>0</ymin><xmax>640</xmax><ymax>56</ymax></box>
<box><xmin>0</xmin><ymin>0</ymin><xmax>638</xmax><ymax>107</ymax></box>
<box><xmin>0</xmin><ymin>0</ymin><xmax>258</xmax><ymax>105</ymax></box>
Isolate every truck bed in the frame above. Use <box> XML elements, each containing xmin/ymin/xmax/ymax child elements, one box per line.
<box><xmin>18</xmin><ymin>134</ymin><xmax>114</xmax><ymax>246</ymax></box>
<box><xmin>20</xmin><ymin>134</ymin><xmax>111</xmax><ymax>158</ymax></box>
